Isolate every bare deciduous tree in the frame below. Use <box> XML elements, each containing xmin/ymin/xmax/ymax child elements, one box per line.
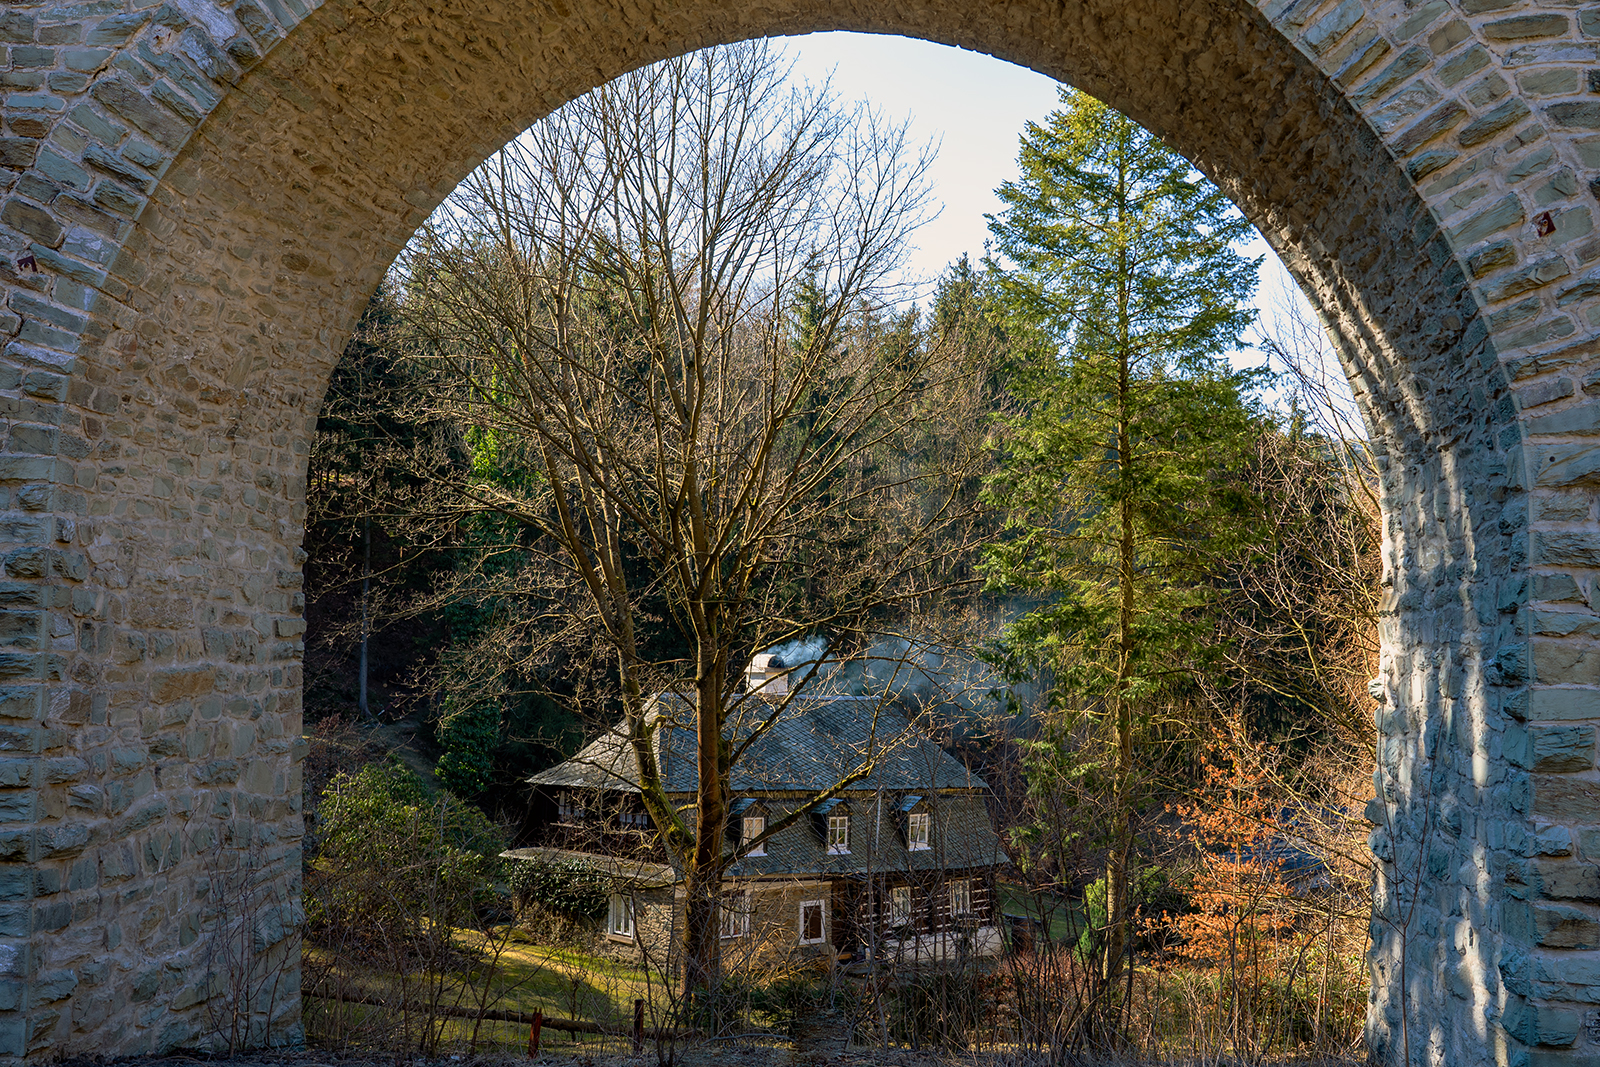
<box><xmin>400</xmin><ymin>42</ymin><xmax>993</xmax><ymax>1007</ymax></box>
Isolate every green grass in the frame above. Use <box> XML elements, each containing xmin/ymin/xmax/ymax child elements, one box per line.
<box><xmin>304</xmin><ymin>924</ymin><xmax>675</xmax><ymax>1042</ymax></box>
<box><xmin>996</xmin><ymin>882</ymin><xmax>1085</xmax><ymax>943</ymax></box>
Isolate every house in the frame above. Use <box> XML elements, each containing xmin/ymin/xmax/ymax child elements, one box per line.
<box><xmin>504</xmin><ymin>661</ymin><xmax>1007</xmax><ymax>968</ymax></box>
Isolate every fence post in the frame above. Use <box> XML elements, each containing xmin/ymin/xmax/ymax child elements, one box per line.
<box><xmin>528</xmin><ymin>1010</ymin><xmax>542</xmax><ymax>1056</ymax></box>
<box><xmin>633</xmin><ymin>998</ymin><xmax>644</xmax><ymax>1052</ymax></box>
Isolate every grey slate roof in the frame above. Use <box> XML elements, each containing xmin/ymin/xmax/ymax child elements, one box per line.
<box><xmin>528</xmin><ymin>694</ymin><xmax>986</xmax><ymax>795</ymax></box>
<box><xmin>723</xmin><ymin>792</ymin><xmax>1004</xmax><ymax>880</ymax></box>
<box><xmin>524</xmin><ymin>693</ymin><xmax>1004</xmax><ymax>881</ymax></box>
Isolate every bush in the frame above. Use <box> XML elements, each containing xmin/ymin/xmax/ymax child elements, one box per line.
<box><xmin>1076</xmin><ymin>865</ymin><xmax>1171</xmax><ymax>961</ymax></box>
<box><xmin>508</xmin><ymin>858</ymin><xmax>608</xmax><ymax>919</ymax></box>
<box><xmin>306</xmin><ymin>758</ymin><xmax>521</xmax><ymax>1056</ymax></box>
<box><xmin>435</xmin><ymin>698</ymin><xmax>501</xmax><ymax>799</ymax></box>
<box><xmin>309</xmin><ymin>756</ymin><xmax>506</xmax><ymax>937</ymax></box>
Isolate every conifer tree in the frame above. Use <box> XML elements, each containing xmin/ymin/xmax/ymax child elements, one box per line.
<box><xmin>982</xmin><ymin>88</ymin><xmax>1265</xmax><ymax>1024</ymax></box>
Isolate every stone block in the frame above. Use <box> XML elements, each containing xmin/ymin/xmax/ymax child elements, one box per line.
<box><xmin>0</xmin><ymin>201</ymin><xmax>60</xmax><ymax>249</ymax></box>
<box><xmin>1535</xmin><ymin>725</ymin><xmax>1596</xmax><ymax>771</ymax></box>
<box><xmin>1531</xmin><ymin>690</ymin><xmax>1600</xmax><ymax>720</ymax></box>
<box><xmin>88</xmin><ymin>76</ymin><xmax>188</xmax><ymax>149</ymax></box>
<box><xmin>1461</xmin><ymin>97</ymin><xmax>1533</xmax><ymax>146</ymax></box>
<box><xmin>1486</xmin><ymin>14</ymin><xmax>1570</xmax><ymax>40</ymax></box>
<box><xmin>1533</xmin><ymin>858</ymin><xmax>1600</xmax><ymax>900</ymax></box>
<box><xmin>1535</xmin><ymin>640</ymin><xmax>1600</xmax><ymax>684</ymax></box>
<box><xmin>1394</xmin><ymin>100</ymin><xmax>1469</xmax><ymax>154</ymax></box>
<box><xmin>1450</xmin><ymin>193</ymin><xmax>1526</xmax><ymax>246</ymax></box>
<box><xmin>149</xmin><ymin>668</ymin><xmax>213</xmax><ymax>702</ymax></box>
<box><xmin>1537</xmin><ymin>904</ymin><xmax>1600</xmax><ymax>947</ymax></box>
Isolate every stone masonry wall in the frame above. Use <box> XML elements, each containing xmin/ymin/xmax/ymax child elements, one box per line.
<box><xmin>0</xmin><ymin>0</ymin><xmax>1582</xmax><ymax>1061</ymax></box>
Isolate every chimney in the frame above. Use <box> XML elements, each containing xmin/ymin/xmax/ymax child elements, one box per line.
<box><xmin>745</xmin><ymin>653</ymin><xmax>789</xmax><ymax>698</ymax></box>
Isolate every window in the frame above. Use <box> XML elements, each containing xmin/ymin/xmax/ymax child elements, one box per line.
<box><xmin>620</xmin><ymin>809</ymin><xmax>650</xmax><ymax>829</ymax></box>
<box><xmin>890</xmin><ymin>885</ymin><xmax>912</xmax><ymax>927</ymax></box>
<box><xmin>799</xmin><ymin>900</ymin><xmax>826</xmax><ymax>944</ymax></box>
<box><xmin>607</xmin><ymin>894</ymin><xmax>635</xmax><ymax>939</ymax></box>
<box><xmin>720</xmin><ymin>892</ymin><xmax>750</xmax><ymax>939</ymax></box>
<box><xmin>557</xmin><ymin>794</ymin><xmax>585</xmax><ymax>822</ymax></box>
<box><xmin>742</xmin><ymin>815</ymin><xmax>766</xmax><ymax>856</ymax></box>
<box><xmin>949</xmin><ymin>879</ymin><xmax>972</xmax><ymax>916</ymax></box>
<box><xmin>827</xmin><ymin>815</ymin><xmax>850</xmax><ymax>855</ymax></box>
<box><xmin>907</xmin><ymin>812</ymin><xmax>931</xmax><ymax>851</ymax></box>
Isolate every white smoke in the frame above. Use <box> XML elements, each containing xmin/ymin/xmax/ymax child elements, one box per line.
<box><xmin>763</xmin><ymin>635</ymin><xmax>828</xmax><ymax>670</ymax></box>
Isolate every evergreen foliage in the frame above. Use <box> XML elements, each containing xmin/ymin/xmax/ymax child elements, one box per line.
<box><xmin>507</xmin><ymin>859</ymin><xmax>610</xmax><ymax>919</ymax></box>
<box><xmin>310</xmin><ymin>758</ymin><xmax>506</xmax><ymax>936</ymax></box>
<box><xmin>981</xmin><ymin>87</ymin><xmax>1267</xmax><ymax>1021</ymax></box>
<box><xmin>435</xmin><ymin>697</ymin><xmax>503</xmax><ymax>799</ymax></box>
<box><xmin>982</xmin><ymin>87</ymin><xmax>1266</xmax><ymax>704</ymax></box>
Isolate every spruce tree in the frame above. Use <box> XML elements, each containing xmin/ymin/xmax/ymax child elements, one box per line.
<box><xmin>982</xmin><ymin>88</ymin><xmax>1266</xmax><ymax>1024</ymax></box>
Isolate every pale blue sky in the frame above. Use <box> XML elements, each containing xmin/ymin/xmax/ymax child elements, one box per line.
<box><xmin>779</xmin><ymin>32</ymin><xmax>1316</xmax><ymax>373</ymax></box>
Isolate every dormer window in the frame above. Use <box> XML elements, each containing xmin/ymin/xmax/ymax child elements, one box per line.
<box><xmin>908</xmin><ymin>812</ymin><xmax>931</xmax><ymax>851</ymax></box>
<box><xmin>827</xmin><ymin>815</ymin><xmax>850</xmax><ymax>855</ymax></box>
<box><xmin>742</xmin><ymin>815</ymin><xmax>767</xmax><ymax>856</ymax></box>
<box><xmin>730</xmin><ymin>797</ymin><xmax>770</xmax><ymax>856</ymax></box>
<box><xmin>899</xmin><ymin>795</ymin><xmax>930</xmax><ymax>851</ymax></box>
<box><xmin>814</xmin><ymin>797</ymin><xmax>851</xmax><ymax>854</ymax></box>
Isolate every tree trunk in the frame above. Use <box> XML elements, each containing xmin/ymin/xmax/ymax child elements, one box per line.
<box><xmin>681</xmin><ymin>863</ymin><xmax>721</xmax><ymax>1009</ymax></box>
<box><xmin>682</xmin><ymin>653</ymin><xmax>727</xmax><ymax>1014</ymax></box>
<box><xmin>358</xmin><ymin>515</ymin><xmax>372</xmax><ymax>720</ymax></box>
<box><xmin>1101</xmin><ymin>143</ymin><xmax>1136</xmax><ymax>995</ymax></box>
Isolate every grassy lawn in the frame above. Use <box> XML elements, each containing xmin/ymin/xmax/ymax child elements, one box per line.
<box><xmin>304</xmin><ymin>926</ymin><xmax>680</xmax><ymax>1056</ymax></box>
<box><xmin>996</xmin><ymin>882</ymin><xmax>1084</xmax><ymax>944</ymax></box>
<box><xmin>462</xmin><ymin>925</ymin><xmax>674</xmax><ymax>1021</ymax></box>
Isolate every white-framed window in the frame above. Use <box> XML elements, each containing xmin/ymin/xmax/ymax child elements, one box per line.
<box><xmin>907</xmin><ymin>812</ymin><xmax>931</xmax><ymax>851</ymax></box>
<box><xmin>607</xmin><ymin>894</ymin><xmax>635</xmax><ymax>939</ymax></box>
<box><xmin>949</xmin><ymin>879</ymin><xmax>972</xmax><ymax>916</ymax></box>
<box><xmin>799</xmin><ymin>899</ymin><xmax>827</xmax><ymax>944</ymax></box>
<box><xmin>742</xmin><ymin>815</ymin><xmax>766</xmax><ymax>856</ymax></box>
<box><xmin>558</xmin><ymin>794</ymin><xmax>585</xmax><ymax>822</ymax></box>
<box><xmin>827</xmin><ymin>815</ymin><xmax>850</xmax><ymax>855</ymax></box>
<box><xmin>890</xmin><ymin>885</ymin><xmax>912</xmax><ymax>927</ymax></box>
<box><xmin>620</xmin><ymin>809</ymin><xmax>650</xmax><ymax>829</ymax></box>
<box><xmin>720</xmin><ymin>892</ymin><xmax>750</xmax><ymax>939</ymax></box>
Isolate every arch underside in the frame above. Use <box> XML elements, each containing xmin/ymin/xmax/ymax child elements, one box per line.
<box><xmin>27</xmin><ymin>0</ymin><xmax>1531</xmax><ymax>1063</ymax></box>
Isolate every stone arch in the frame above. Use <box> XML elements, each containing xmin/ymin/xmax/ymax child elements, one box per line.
<box><xmin>0</xmin><ymin>0</ymin><xmax>1591</xmax><ymax>1061</ymax></box>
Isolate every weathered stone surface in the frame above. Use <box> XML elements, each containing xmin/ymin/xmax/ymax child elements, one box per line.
<box><xmin>0</xmin><ymin>0</ymin><xmax>1583</xmax><ymax>1062</ymax></box>
<box><xmin>1535</xmin><ymin>725</ymin><xmax>1597</xmax><ymax>770</ymax></box>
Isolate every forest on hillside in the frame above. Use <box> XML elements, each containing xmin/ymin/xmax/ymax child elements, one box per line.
<box><xmin>291</xmin><ymin>41</ymin><xmax>1382</xmax><ymax>1065</ymax></box>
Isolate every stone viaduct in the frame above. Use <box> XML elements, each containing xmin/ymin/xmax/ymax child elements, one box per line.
<box><xmin>0</xmin><ymin>0</ymin><xmax>1585</xmax><ymax>1061</ymax></box>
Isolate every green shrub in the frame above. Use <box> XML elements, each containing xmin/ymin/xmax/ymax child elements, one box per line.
<box><xmin>508</xmin><ymin>859</ymin><xmax>609</xmax><ymax>919</ymax></box>
<box><xmin>1076</xmin><ymin>865</ymin><xmax>1171</xmax><ymax>960</ymax></box>
<box><xmin>310</xmin><ymin>757</ymin><xmax>506</xmax><ymax>936</ymax></box>
<box><xmin>435</xmin><ymin>698</ymin><xmax>501</xmax><ymax>799</ymax></box>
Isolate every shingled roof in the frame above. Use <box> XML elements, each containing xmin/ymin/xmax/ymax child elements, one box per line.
<box><xmin>723</xmin><ymin>792</ymin><xmax>1004</xmax><ymax>879</ymax></box>
<box><xmin>527</xmin><ymin>693</ymin><xmax>986</xmax><ymax>795</ymax></box>
<box><xmin>524</xmin><ymin>694</ymin><xmax>1005</xmax><ymax>881</ymax></box>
